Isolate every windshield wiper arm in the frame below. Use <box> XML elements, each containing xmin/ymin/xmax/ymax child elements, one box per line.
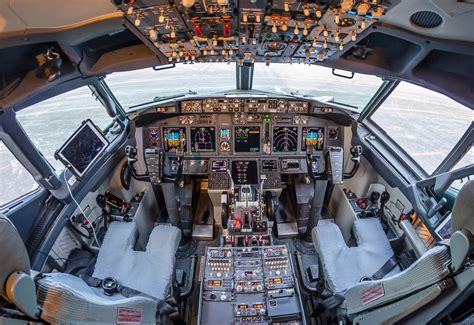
<box><xmin>284</xmin><ymin>90</ymin><xmax>359</xmax><ymax>112</ymax></box>
<box><xmin>129</xmin><ymin>90</ymin><xmax>197</xmax><ymax>109</ymax></box>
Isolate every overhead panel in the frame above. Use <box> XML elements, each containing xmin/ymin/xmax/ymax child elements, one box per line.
<box><xmin>112</xmin><ymin>0</ymin><xmax>397</xmax><ymax>65</ymax></box>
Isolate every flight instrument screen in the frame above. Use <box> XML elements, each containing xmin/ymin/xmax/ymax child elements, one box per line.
<box><xmin>302</xmin><ymin>127</ymin><xmax>324</xmax><ymax>151</ymax></box>
<box><xmin>191</xmin><ymin>127</ymin><xmax>216</xmax><ymax>152</ymax></box>
<box><xmin>234</xmin><ymin>126</ymin><xmax>260</xmax><ymax>153</ymax></box>
<box><xmin>273</xmin><ymin>126</ymin><xmax>299</xmax><ymax>152</ymax></box>
<box><xmin>163</xmin><ymin>127</ymin><xmax>186</xmax><ymax>151</ymax></box>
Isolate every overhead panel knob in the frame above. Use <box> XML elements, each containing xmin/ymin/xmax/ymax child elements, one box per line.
<box><xmin>182</xmin><ymin>0</ymin><xmax>194</xmax><ymax>8</ymax></box>
<box><xmin>304</xmin><ymin>6</ymin><xmax>310</xmax><ymax>16</ymax></box>
<box><xmin>294</xmin><ymin>23</ymin><xmax>299</xmax><ymax>35</ymax></box>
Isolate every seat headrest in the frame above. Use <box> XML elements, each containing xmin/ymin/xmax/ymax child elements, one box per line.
<box><xmin>452</xmin><ymin>180</ymin><xmax>474</xmax><ymax>235</ymax></box>
<box><xmin>0</xmin><ymin>214</ymin><xmax>31</xmax><ymax>298</ymax></box>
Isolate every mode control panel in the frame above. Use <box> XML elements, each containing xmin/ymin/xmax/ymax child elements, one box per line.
<box><xmin>199</xmin><ymin>245</ymin><xmax>305</xmax><ymax>324</ymax></box>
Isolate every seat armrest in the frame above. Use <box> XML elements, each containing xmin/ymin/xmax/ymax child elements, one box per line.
<box><xmin>6</xmin><ymin>271</ymin><xmax>39</xmax><ymax>319</ymax></box>
<box><xmin>450</xmin><ymin>229</ymin><xmax>474</xmax><ymax>272</ymax></box>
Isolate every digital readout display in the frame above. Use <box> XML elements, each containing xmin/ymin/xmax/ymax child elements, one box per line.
<box><xmin>211</xmin><ymin>160</ymin><xmax>227</xmax><ymax>172</ymax></box>
<box><xmin>268</xmin><ymin>278</ymin><xmax>283</xmax><ymax>285</ymax></box>
<box><xmin>207</xmin><ymin>280</ymin><xmax>222</xmax><ymax>287</ymax></box>
<box><xmin>237</xmin><ymin>281</ymin><xmax>262</xmax><ymax>286</ymax></box>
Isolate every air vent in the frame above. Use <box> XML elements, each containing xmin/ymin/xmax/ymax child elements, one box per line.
<box><xmin>410</xmin><ymin>11</ymin><xmax>443</xmax><ymax>28</ymax></box>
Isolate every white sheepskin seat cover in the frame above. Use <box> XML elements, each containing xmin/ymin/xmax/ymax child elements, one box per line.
<box><xmin>93</xmin><ymin>222</ymin><xmax>181</xmax><ymax>300</ymax></box>
<box><xmin>313</xmin><ymin>218</ymin><xmax>400</xmax><ymax>293</ymax></box>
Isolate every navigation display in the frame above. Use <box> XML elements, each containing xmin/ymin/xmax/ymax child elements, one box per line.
<box><xmin>163</xmin><ymin>127</ymin><xmax>186</xmax><ymax>151</ymax></box>
<box><xmin>191</xmin><ymin>127</ymin><xmax>216</xmax><ymax>152</ymax></box>
<box><xmin>234</xmin><ymin>126</ymin><xmax>260</xmax><ymax>153</ymax></box>
<box><xmin>56</xmin><ymin>120</ymin><xmax>108</xmax><ymax>177</ymax></box>
<box><xmin>273</xmin><ymin>126</ymin><xmax>299</xmax><ymax>152</ymax></box>
<box><xmin>231</xmin><ymin>160</ymin><xmax>258</xmax><ymax>184</ymax></box>
<box><xmin>302</xmin><ymin>127</ymin><xmax>324</xmax><ymax>151</ymax></box>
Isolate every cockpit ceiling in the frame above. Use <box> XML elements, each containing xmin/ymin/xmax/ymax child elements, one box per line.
<box><xmin>1</xmin><ymin>0</ymin><xmax>473</xmax><ymax>43</ymax></box>
<box><xmin>0</xmin><ymin>0</ymin><xmax>473</xmax><ymax>110</ymax></box>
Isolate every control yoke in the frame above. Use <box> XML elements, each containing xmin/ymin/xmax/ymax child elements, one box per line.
<box><xmin>306</xmin><ymin>145</ymin><xmax>363</xmax><ymax>183</ymax></box>
<box><xmin>124</xmin><ymin>145</ymin><xmax>149</xmax><ymax>182</ymax></box>
<box><xmin>127</xmin><ymin>145</ymin><xmax>185</xmax><ymax>185</ymax></box>
<box><xmin>345</xmin><ymin>145</ymin><xmax>363</xmax><ymax>178</ymax></box>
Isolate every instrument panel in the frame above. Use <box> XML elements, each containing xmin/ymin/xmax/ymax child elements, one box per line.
<box><xmin>145</xmin><ymin>99</ymin><xmax>342</xmax><ymax>158</ymax></box>
<box><xmin>144</xmin><ymin>97</ymin><xmax>343</xmax><ymax>183</ymax></box>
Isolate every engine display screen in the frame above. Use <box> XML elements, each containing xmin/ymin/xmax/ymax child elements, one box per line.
<box><xmin>191</xmin><ymin>127</ymin><xmax>216</xmax><ymax>152</ymax></box>
<box><xmin>302</xmin><ymin>127</ymin><xmax>324</xmax><ymax>151</ymax></box>
<box><xmin>231</xmin><ymin>160</ymin><xmax>258</xmax><ymax>184</ymax></box>
<box><xmin>273</xmin><ymin>126</ymin><xmax>299</xmax><ymax>152</ymax></box>
<box><xmin>234</xmin><ymin>126</ymin><xmax>260</xmax><ymax>153</ymax></box>
<box><xmin>163</xmin><ymin>127</ymin><xmax>186</xmax><ymax>151</ymax></box>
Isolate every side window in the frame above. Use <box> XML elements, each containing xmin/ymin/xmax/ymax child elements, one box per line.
<box><xmin>0</xmin><ymin>141</ymin><xmax>39</xmax><ymax>206</ymax></box>
<box><xmin>370</xmin><ymin>81</ymin><xmax>472</xmax><ymax>175</ymax></box>
<box><xmin>450</xmin><ymin>147</ymin><xmax>473</xmax><ymax>191</ymax></box>
<box><xmin>16</xmin><ymin>86</ymin><xmax>113</xmax><ymax>172</ymax></box>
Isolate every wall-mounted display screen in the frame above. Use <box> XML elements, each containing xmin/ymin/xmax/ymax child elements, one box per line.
<box><xmin>163</xmin><ymin>127</ymin><xmax>186</xmax><ymax>151</ymax></box>
<box><xmin>302</xmin><ymin>127</ymin><xmax>324</xmax><ymax>151</ymax></box>
<box><xmin>273</xmin><ymin>126</ymin><xmax>299</xmax><ymax>152</ymax></box>
<box><xmin>234</xmin><ymin>126</ymin><xmax>260</xmax><ymax>153</ymax></box>
<box><xmin>191</xmin><ymin>127</ymin><xmax>216</xmax><ymax>152</ymax></box>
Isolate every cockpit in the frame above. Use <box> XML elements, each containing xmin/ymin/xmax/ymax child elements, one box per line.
<box><xmin>0</xmin><ymin>1</ymin><xmax>473</xmax><ymax>324</ymax></box>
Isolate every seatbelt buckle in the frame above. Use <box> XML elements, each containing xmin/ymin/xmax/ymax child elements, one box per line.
<box><xmin>101</xmin><ymin>277</ymin><xmax>119</xmax><ymax>296</ymax></box>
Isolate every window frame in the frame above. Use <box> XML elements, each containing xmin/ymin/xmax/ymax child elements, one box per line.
<box><xmin>361</xmin><ymin>80</ymin><xmax>473</xmax><ymax>181</ymax></box>
<box><xmin>15</xmin><ymin>79</ymin><xmax>124</xmax><ymax>173</ymax></box>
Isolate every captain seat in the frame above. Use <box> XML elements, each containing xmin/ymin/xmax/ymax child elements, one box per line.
<box><xmin>0</xmin><ymin>215</ymin><xmax>181</xmax><ymax>324</ymax></box>
<box><xmin>92</xmin><ymin>221</ymin><xmax>181</xmax><ymax>300</ymax></box>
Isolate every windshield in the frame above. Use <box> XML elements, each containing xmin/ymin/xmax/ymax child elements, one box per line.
<box><xmin>106</xmin><ymin>64</ymin><xmax>236</xmax><ymax>110</ymax></box>
<box><xmin>253</xmin><ymin>64</ymin><xmax>383</xmax><ymax>109</ymax></box>
<box><xmin>106</xmin><ymin>63</ymin><xmax>383</xmax><ymax>111</ymax></box>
